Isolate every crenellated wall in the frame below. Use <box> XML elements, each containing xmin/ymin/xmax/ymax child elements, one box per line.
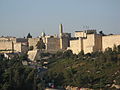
<box><xmin>68</xmin><ymin>32</ymin><xmax>102</xmax><ymax>54</ymax></box>
<box><xmin>102</xmin><ymin>35</ymin><xmax>120</xmax><ymax>51</ymax></box>
<box><xmin>0</xmin><ymin>37</ymin><xmax>28</xmax><ymax>53</ymax></box>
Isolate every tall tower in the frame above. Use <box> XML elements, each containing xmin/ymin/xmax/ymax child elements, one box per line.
<box><xmin>59</xmin><ymin>24</ymin><xmax>70</xmax><ymax>50</ymax></box>
<box><xmin>59</xmin><ymin>24</ymin><xmax>63</xmax><ymax>37</ymax></box>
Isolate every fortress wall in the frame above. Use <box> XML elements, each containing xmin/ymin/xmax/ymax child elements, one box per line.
<box><xmin>0</xmin><ymin>37</ymin><xmax>17</xmax><ymax>43</ymax></box>
<box><xmin>14</xmin><ymin>43</ymin><xmax>22</xmax><ymax>52</ymax></box>
<box><xmin>28</xmin><ymin>38</ymin><xmax>40</xmax><ymax>49</ymax></box>
<box><xmin>60</xmin><ymin>37</ymin><xmax>69</xmax><ymax>50</ymax></box>
<box><xmin>102</xmin><ymin>35</ymin><xmax>120</xmax><ymax>51</ymax></box>
<box><xmin>75</xmin><ymin>31</ymin><xmax>86</xmax><ymax>38</ymax></box>
<box><xmin>83</xmin><ymin>34</ymin><xmax>95</xmax><ymax>53</ymax></box>
<box><xmin>94</xmin><ymin>34</ymin><xmax>102</xmax><ymax>51</ymax></box>
<box><xmin>0</xmin><ymin>41</ymin><xmax>13</xmax><ymax>50</ymax></box>
<box><xmin>68</xmin><ymin>38</ymin><xmax>82</xmax><ymax>54</ymax></box>
<box><xmin>9</xmin><ymin>38</ymin><xmax>16</xmax><ymax>43</ymax></box>
<box><xmin>0</xmin><ymin>37</ymin><xmax>9</xmax><ymax>41</ymax></box>
<box><xmin>14</xmin><ymin>43</ymin><xmax>28</xmax><ymax>53</ymax></box>
<box><xmin>46</xmin><ymin>37</ymin><xmax>60</xmax><ymax>52</ymax></box>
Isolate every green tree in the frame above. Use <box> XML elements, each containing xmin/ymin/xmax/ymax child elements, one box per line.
<box><xmin>36</xmin><ymin>38</ymin><xmax>45</xmax><ymax>50</ymax></box>
<box><xmin>62</xmin><ymin>50</ymin><xmax>73</xmax><ymax>58</ymax></box>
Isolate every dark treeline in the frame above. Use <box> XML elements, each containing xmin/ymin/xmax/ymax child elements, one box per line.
<box><xmin>0</xmin><ymin>55</ymin><xmax>44</xmax><ymax>90</ymax></box>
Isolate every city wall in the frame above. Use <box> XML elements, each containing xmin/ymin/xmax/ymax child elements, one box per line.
<box><xmin>46</xmin><ymin>37</ymin><xmax>60</xmax><ymax>52</ymax></box>
<box><xmin>28</xmin><ymin>38</ymin><xmax>40</xmax><ymax>49</ymax></box>
<box><xmin>68</xmin><ymin>38</ymin><xmax>83</xmax><ymax>54</ymax></box>
<box><xmin>0</xmin><ymin>41</ymin><xmax>13</xmax><ymax>53</ymax></box>
<box><xmin>102</xmin><ymin>35</ymin><xmax>120</xmax><ymax>51</ymax></box>
<box><xmin>83</xmin><ymin>34</ymin><xmax>95</xmax><ymax>53</ymax></box>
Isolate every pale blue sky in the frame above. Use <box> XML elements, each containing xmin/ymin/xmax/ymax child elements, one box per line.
<box><xmin>0</xmin><ymin>0</ymin><xmax>120</xmax><ymax>37</ymax></box>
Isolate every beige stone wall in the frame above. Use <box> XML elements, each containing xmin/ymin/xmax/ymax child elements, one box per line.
<box><xmin>0</xmin><ymin>37</ymin><xmax>27</xmax><ymax>43</ymax></box>
<box><xmin>28</xmin><ymin>50</ymin><xmax>40</xmax><ymax>61</ymax></box>
<box><xmin>0</xmin><ymin>37</ymin><xmax>9</xmax><ymax>41</ymax></box>
<box><xmin>9</xmin><ymin>38</ymin><xmax>16</xmax><ymax>43</ymax></box>
<box><xmin>0</xmin><ymin>37</ymin><xmax>28</xmax><ymax>53</ymax></box>
<box><xmin>46</xmin><ymin>37</ymin><xmax>60</xmax><ymax>52</ymax></box>
<box><xmin>14</xmin><ymin>43</ymin><xmax>22</xmax><ymax>52</ymax></box>
<box><xmin>60</xmin><ymin>37</ymin><xmax>69</xmax><ymax>50</ymax></box>
<box><xmin>75</xmin><ymin>31</ymin><xmax>86</xmax><ymax>38</ymax></box>
<box><xmin>68</xmin><ymin>38</ymin><xmax>83</xmax><ymax>54</ymax></box>
<box><xmin>102</xmin><ymin>35</ymin><xmax>120</xmax><ymax>51</ymax></box>
<box><xmin>0</xmin><ymin>41</ymin><xmax>13</xmax><ymax>53</ymax></box>
<box><xmin>94</xmin><ymin>34</ymin><xmax>102</xmax><ymax>51</ymax></box>
<box><xmin>68</xmin><ymin>34</ymin><xmax>102</xmax><ymax>54</ymax></box>
<box><xmin>28</xmin><ymin>38</ymin><xmax>40</xmax><ymax>49</ymax></box>
<box><xmin>83</xmin><ymin>34</ymin><xmax>95</xmax><ymax>53</ymax></box>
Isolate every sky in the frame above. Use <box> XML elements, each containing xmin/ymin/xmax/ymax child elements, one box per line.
<box><xmin>0</xmin><ymin>0</ymin><xmax>120</xmax><ymax>37</ymax></box>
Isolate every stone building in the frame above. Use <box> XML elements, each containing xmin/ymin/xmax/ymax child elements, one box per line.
<box><xmin>28</xmin><ymin>24</ymin><xmax>71</xmax><ymax>53</ymax></box>
<box><xmin>1</xmin><ymin>24</ymin><xmax>120</xmax><ymax>55</ymax></box>
<box><xmin>68</xmin><ymin>30</ymin><xmax>120</xmax><ymax>54</ymax></box>
<box><xmin>0</xmin><ymin>37</ymin><xmax>28</xmax><ymax>53</ymax></box>
<box><xmin>102</xmin><ymin>35</ymin><xmax>120</xmax><ymax>51</ymax></box>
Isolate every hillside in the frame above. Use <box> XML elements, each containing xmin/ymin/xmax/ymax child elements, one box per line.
<box><xmin>43</xmin><ymin>46</ymin><xmax>120</xmax><ymax>89</ymax></box>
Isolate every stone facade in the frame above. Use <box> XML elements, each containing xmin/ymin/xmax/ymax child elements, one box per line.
<box><xmin>28</xmin><ymin>38</ymin><xmax>41</xmax><ymax>49</ymax></box>
<box><xmin>102</xmin><ymin>35</ymin><xmax>120</xmax><ymax>51</ymax></box>
<box><xmin>45</xmin><ymin>36</ymin><xmax>60</xmax><ymax>52</ymax></box>
<box><xmin>67</xmin><ymin>38</ymin><xmax>83</xmax><ymax>54</ymax></box>
<box><xmin>0</xmin><ymin>37</ymin><xmax>28</xmax><ymax>53</ymax></box>
<box><xmin>28</xmin><ymin>24</ymin><xmax>70</xmax><ymax>53</ymax></box>
<box><xmin>83</xmin><ymin>34</ymin><xmax>102</xmax><ymax>53</ymax></box>
<box><xmin>0</xmin><ymin>41</ymin><xmax>13</xmax><ymax>53</ymax></box>
<box><xmin>1</xmin><ymin>24</ymin><xmax>120</xmax><ymax>55</ymax></box>
<box><xmin>68</xmin><ymin>30</ymin><xmax>120</xmax><ymax>54</ymax></box>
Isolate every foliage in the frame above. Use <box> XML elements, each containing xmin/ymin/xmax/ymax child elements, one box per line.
<box><xmin>44</xmin><ymin>47</ymin><xmax>120</xmax><ymax>89</ymax></box>
<box><xmin>0</xmin><ymin>55</ymin><xmax>43</xmax><ymax>90</ymax></box>
<box><xmin>36</xmin><ymin>38</ymin><xmax>45</xmax><ymax>50</ymax></box>
<box><xmin>1</xmin><ymin>45</ymin><xmax>120</xmax><ymax>89</ymax></box>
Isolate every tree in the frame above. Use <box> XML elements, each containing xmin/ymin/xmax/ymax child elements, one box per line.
<box><xmin>78</xmin><ymin>50</ymin><xmax>84</xmax><ymax>58</ymax></box>
<box><xmin>29</xmin><ymin>46</ymin><xmax>33</xmax><ymax>50</ymax></box>
<box><xmin>36</xmin><ymin>38</ymin><xmax>45</xmax><ymax>50</ymax></box>
<box><xmin>99</xmin><ymin>31</ymin><xmax>105</xmax><ymax>36</ymax></box>
<box><xmin>62</xmin><ymin>50</ymin><xmax>73</xmax><ymax>58</ymax></box>
<box><xmin>117</xmin><ymin>45</ymin><xmax>120</xmax><ymax>53</ymax></box>
<box><xmin>27</xmin><ymin>33</ymin><xmax>32</xmax><ymax>38</ymax></box>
